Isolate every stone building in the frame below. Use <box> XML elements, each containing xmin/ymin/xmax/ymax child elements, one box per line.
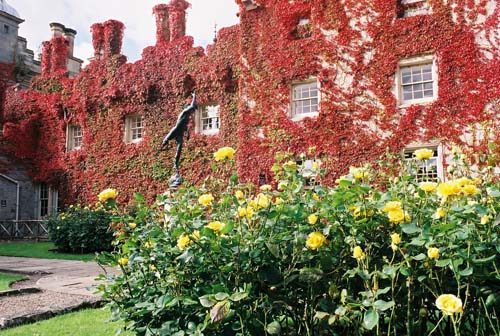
<box><xmin>0</xmin><ymin>0</ymin><xmax>499</xmax><ymax>220</ymax></box>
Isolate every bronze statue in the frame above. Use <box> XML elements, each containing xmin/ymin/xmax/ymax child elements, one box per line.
<box><xmin>161</xmin><ymin>92</ymin><xmax>197</xmax><ymax>187</ymax></box>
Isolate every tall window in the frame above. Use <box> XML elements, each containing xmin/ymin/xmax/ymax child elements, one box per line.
<box><xmin>124</xmin><ymin>114</ymin><xmax>143</xmax><ymax>143</ymax></box>
<box><xmin>404</xmin><ymin>146</ymin><xmax>443</xmax><ymax>182</ymax></box>
<box><xmin>290</xmin><ymin>79</ymin><xmax>319</xmax><ymax>119</ymax></box>
<box><xmin>66</xmin><ymin>124</ymin><xmax>82</xmax><ymax>150</ymax></box>
<box><xmin>399</xmin><ymin>0</ymin><xmax>429</xmax><ymax>17</ymax></box>
<box><xmin>397</xmin><ymin>55</ymin><xmax>437</xmax><ymax>106</ymax></box>
<box><xmin>37</xmin><ymin>183</ymin><xmax>58</xmax><ymax>218</ymax></box>
<box><xmin>196</xmin><ymin>105</ymin><xmax>220</xmax><ymax>135</ymax></box>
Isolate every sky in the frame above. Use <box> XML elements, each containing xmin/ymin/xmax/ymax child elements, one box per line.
<box><xmin>11</xmin><ymin>0</ymin><xmax>240</xmax><ymax>64</ymax></box>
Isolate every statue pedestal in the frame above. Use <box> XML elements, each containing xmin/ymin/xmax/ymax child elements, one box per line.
<box><xmin>169</xmin><ymin>173</ymin><xmax>183</xmax><ymax>188</ymax></box>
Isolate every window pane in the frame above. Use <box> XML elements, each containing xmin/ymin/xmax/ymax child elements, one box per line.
<box><xmin>414</xmin><ymin>91</ymin><xmax>423</xmax><ymax>99</ymax></box>
<box><xmin>291</xmin><ymin>81</ymin><xmax>319</xmax><ymax>116</ymax></box>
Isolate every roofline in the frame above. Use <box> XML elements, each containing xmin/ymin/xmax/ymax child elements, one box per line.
<box><xmin>0</xmin><ymin>11</ymin><xmax>24</xmax><ymax>24</ymax></box>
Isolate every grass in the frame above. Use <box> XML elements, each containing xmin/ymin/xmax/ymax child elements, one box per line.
<box><xmin>0</xmin><ymin>272</ymin><xmax>26</xmax><ymax>291</ymax></box>
<box><xmin>0</xmin><ymin>308</ymin><xmax>134</xmax><ymax>336</ymax></box>
<box><xmin>0</xmin><ymin>242</ymin><xmax>95</xmax><ymax>261</ymax></box>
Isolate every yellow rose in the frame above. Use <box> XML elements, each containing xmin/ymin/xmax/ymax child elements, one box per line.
<box><xmin>117</xmin><ymin>257</ymin><xmax>128</xmax><ymax>266</ymax></box>
<box><xmin>198</xmin><ymin>193</ymin><xmax>214</xmax><ymax>206</ymax></box>
<box><xmin>206</xmin><ymin>221</ymin><xmax>225</xmax><ymax>232</ymax></box>
<box><xmin>234</xmin><ymin>190</ymin><xmax>244</xmax><ymax>200</ymax></box>
<box><xmin>436</xmin><ymin>294</ymin><xmax>463</xmax><ymax>315</ymax></box>
<box><xmin>312</xmin><ymin>193</ymin><xmax>320</xmax><ymax>201</ymax></box>
<box><xmin>177</xmin><ymin>234</ymin><xmax>192</xmax><ymax>250</ymax></box>
<box><xmin>427</xmin><ymin>247</ymin><xmax>440</xmax><ymax>260</ymax></box>
<box><xmin>388</xmin><ymin>209</ymin><xmax>410</xmax><ymax>223</ymax></box>
<box><xmin>382</xmin><ymin>201</ymin><xmax>402</xmax><ymax>212</ymax></box>
<box><xmin>437</xmin><ymin>182</ymin><xmax>461</xmax><ymax>198</ymax></box>
<box><xmin>352</xmin><ymin>246</ymin><xmax>365</xmax><ymax>260</ymax></box>
<box><xmin>128</xmin><ymin>222</ymin><xmax>137</xmax><ymax>229</ymax></box>
<box><xmin>434</xmin><ymin>207</ymin><xmax>446</xmax><ymax>219</ymax></box>
<box><xmin>455</xmin><ymin>177</ymin><xmax>472</xmax><ymax>187</ymax></box>
<box><xmin>349</xmin><ymin>166</ymin><xmax>369</xmax><ymax>180</ymax></box>
<box><xmin>413</xmin><ymin>148</ymin><xmax>433</xmax><ymax>160</ymax></box>
<box><xmin>213</xmin><ymin>147</ymin><xmax>235</xmax><ymax>161</ymax></box>
<box><xmin>274</xmin><ymin>197</ymin><xmax>284</xmax><ymax>205</ymax></box>
<box><xmin>144</xmin><ymin>241</ymin><xmax>152</xmax><ymax>248</ymax></box>
<box><xmin>259</xmin><ymin>184</ymin><xmax>272</xmax><ymax>191</ymax></box>
<box><xmin>98</xmin><ymin>188</ymin><xmax>117</xmax><ymax>202</ymax></box>
<box><xmin>306</xmin><ymin>231</ymin><xmax>326</xmax><ymax>250</ymax></box>
<box><xmin>308</xmin><ymin>214</ymin><xmax>318</xmax><ymax>225</ymax></box>
<box><xmin>283</xmin><ymin>160</ymin><xmax>298</xmax><ymax>171</ymax></box>
<box><xmin>480</xmin><ymin>215</ymin><xmax>490</xmax><ymax>225</ymax></box>
<box><xmin>149</xmin><ymin>264</ymin><xmax>157</xmax><ymax>271</ymax></box>
<box><xmin>238</xmin><ymin>206</ymin><xmax>248</xmax><ymax>218</ymax></box>
<box><xmin>255</xmin><ymin>193</ymin><xmax>270</xmax><ymax>209</ymax></box>
<box><xmin>391</xmin><ymin>233</ymin><xmax>401</xmax><ymax>245</ymax></box>
<box><xmin>419</xmin><ymin>182</ymin><xmax>437</xmax><ymax>193</ymax></box>
<box><xmin>462</xmin><ymin>184</ymin><xmax>479</xmax><ymax>195</ymax></box>
<box><xmin>191</xmin><ymin>230</ymin><xmax>200</xmax><ymax>240</ymax></box>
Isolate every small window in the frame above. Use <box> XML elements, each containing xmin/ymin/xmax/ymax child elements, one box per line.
<box><xmin>399</xmin><ymin>0</ymin><xmax>429</xmax><ymax>17</ymax></box>
<box><xmin>124</xmin><ymin>114</ymin><xmax>143</xmax><ymax>143</ymax></box>
<box><xmin>37</xmin><ymin>183</ymin><xmax>58</xmax><ymax>218</ymax></box>
<box><xmin>66</xmin><ymin>124</ymin><xmax>82</xmax><ymax>150</ymax></box>
<box><xmin>196</xmin><ymin>105</ymin><xmax>220</xmax><ymax>135</ymax></box>
<box><xmin>3</xmin><ymin>25</ymin><xmax>9</xmax><ymax>34</ymax></box>
<box><xmin>0</xmin><ymin>200</ymin><xmax>6</xmax><ymax>207</ymax></box>
<box><xmin>290</xmin><ymin>79</ymin><xmax>319</xmax><ymax>120</ymax></box>
<box><xmin>404</xmin><ymin>145</ymin><xmax>443</xmax><ymax>182</ymax></box>
<box><xmin>397</xmin><ymin>55</ymin><xmax>437</xmax><ymax>106</ymax></box>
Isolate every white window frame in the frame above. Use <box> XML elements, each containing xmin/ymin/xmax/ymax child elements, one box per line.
<box><xmin>290</xmin><ymin>78</ymin><xmax>320</xmax><ymax>121</ymax></box>
<box><xmin>36</xmin><ymin>183</ymin><xmax>58</xmax><ymax>219</ymax></box>
<box><xmin>196</xmin><ymin>105</ymin><xmax>220</xmax><ymax>136</ymax></box>
<box><xmin>396</xmin><ymin>55</ymin><xmax>437</xmax><ymax>107</ymax></box>
<box><xmin>400</xmin><ymin>0</ymin><xmax>429</xmax><ymax>17</ymax></box>
<box><xmin>124</xmin><ymin>114</ymin><xmax>143</xmax><ymax>144</ymax></box>
<box><xmin>66</xmin><ymin>123</ymin><xmax>82</xmax><ymax>151</ymax></box>
<box><xmin>404</xmin><ymin>143</ymin><xmax>444</xmax><ymax>182</ymax></box>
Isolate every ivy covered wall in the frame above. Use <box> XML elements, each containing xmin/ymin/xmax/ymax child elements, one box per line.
<box><xmin>1</xmin><ymin>0</ymin><xmax>500</xmax><ymax>206</ymax></box>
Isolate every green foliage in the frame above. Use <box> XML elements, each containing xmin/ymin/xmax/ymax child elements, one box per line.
<box><xmin>98</xmin><ymin>150</ymin><xmax>500</xmax><ymax>336</ymax></box>
<box><xmin>47</xmin><ymin>204</ymin><xmax>114</xmax><ymax>253</ymax></box>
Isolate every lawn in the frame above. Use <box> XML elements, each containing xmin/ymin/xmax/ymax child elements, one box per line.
<box><xmin>0</xmin><ymin>242</ymin><xmax>95</xmax><ymax>261</ymax></box>
<box><xmin>0</xmin><ymin>308</ymin><xmax>134</xmax><ymax>336</ymax></box>
<box><xmin>0</xmin><ymin>272</ymin><xmax>26</xmax><ymax>291</ymax></box>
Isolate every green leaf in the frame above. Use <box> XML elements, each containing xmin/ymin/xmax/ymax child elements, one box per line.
<box><xmin>472</xmin><ymin>255</ymin><xmax>497</xmax><ymax>264</ymax></box>
<box><xmin>266</xmin><ymin>321</ymin><xmax>281</xmax><ymax>335</ymax></box>
<box><xmin>299</xmin><ymin>268</ymin><xmax>324</xmax><ymax>283</ymax></box>
<box><xmin>265</xmin><ymin>242</ymin><xmax>279</xmax><ymax>258</ymax></box>
<box><xmin>401</xmin><ymin>223</ymin><xmax>421</xmax><ymax>234</ymax></box>
<box><xmin>314</xmin><ymin>311</ymin><xmax>330</xmax><ymax>320</ymax></box>
<box><xmin>363</xmin><ymin>309</ymin><xmax>379</xmax><ymax>330</ymax></box>
<box><xmin>214</xmin><ymin>292</ymin><xmax>229</xmax><ymax>301</ymax></box>
<box><xmin>412</xmin><ymin>253</ymin><xmax>426</xmax><ymax>261</ymax></box>
<box><xmin>199</xmin><ymin>295</ymin><xmax>216</xmax><ymax>308</ymax></box>
<box><xmin>210</xmin><ymin>300</ymin><xmax>230</xmax><ymax>323</ymax></box>
<box><xmin>409</xmin><ymin>239</ymin><xmax>426</xmax><ymax>246</ymax></box>
<box><xmin>382</xmin><ymin>265</ymin><xmax>397</xmax><ymax>279</ymax></box>
<box><xmin>487</xmin><ymin>188</ymin><xmax>500</xmax><ymax>197</ymax></box>
<box><xmin>435</xmin><ymin>259</ymin><xmax>451</xmax><ymax>267</ymax></box>
<box><xmin>230</xmin><ymin>292</ymin><xmax>248</xmax><ymax>302</ymax></box>
<box><xmin>459</xmin><ymin>267</ymin><xmax>473</xmax><ymax>276</ymax></box>
<box><xmin>374</xmin><ymin>300</ymin><xmax>395</xmax><ymax>311</ymax></box>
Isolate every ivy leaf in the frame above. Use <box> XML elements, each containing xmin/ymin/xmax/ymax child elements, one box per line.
<box><xmin>363</xmin><ymin>309</ymin><xmax>379</xmax><ymax>330</ymax></box>
<box><xmin>210</xmin><ymin>300</ymin><xmax>230</xmax><ymax>323</ymax></box>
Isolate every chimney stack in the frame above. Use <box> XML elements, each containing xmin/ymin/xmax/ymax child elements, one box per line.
<box><xmin>49</xmin><ymin>22</ymin><xmax>65</xmax><ymax>37</ymax></box>
<box><xmin>63</xmin><ymin>28</ymin><xmax>77</xmax><ymax>57</ymax></box>
<box><xmin>153</xmin><ymin>4</ymin><xmax>170</xmax><ymax>45</ymax></box>
<box><xmin>168</xmin><ymin>0</ymin><xmax>190</xmax><ymax>41</ymax></box>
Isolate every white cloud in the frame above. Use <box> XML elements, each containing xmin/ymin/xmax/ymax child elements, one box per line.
<box><xmin>11</xmin><ymin>0</ymin><xmax>239</xmax><ymax>62</ymax></box>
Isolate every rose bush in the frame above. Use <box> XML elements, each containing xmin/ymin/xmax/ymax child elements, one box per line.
<box><xmin>97</xmin><ymin>148</ymin><xmax>499</xmax><ymax>336</ymax></box>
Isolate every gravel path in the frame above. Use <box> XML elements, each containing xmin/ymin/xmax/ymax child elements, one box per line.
<box><xmin>0</xmin><ymin>290</ymin><xmax>99</xmax><ymax>320</ymax></box>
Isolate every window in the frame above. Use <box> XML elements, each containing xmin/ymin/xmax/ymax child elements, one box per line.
<box><xmin>124</xmin><ymin>114</ymin><xmax>143</xmax><ymax>143</ymax></box>
<box><xmin>3</xmin><ymin>25</ymin><xmax>9</xmax><ymax>34</ymax></box>
<box><xmin>399</xmin><ymin>0</ymin><xmax>429</xmax><ymax>17</ymax></box>
<box><xmin>404</xmin><ymin>145</ymin><xmax>443</xmax><ymax>182</ymax></box>
<box><xmin>290</xmin><ymin>79</ymin><xmax>319</xmax><ymax>120</ymax></box>
<box><xmin>37</xmin><ymin>183</ymin><xmax>58</xmax><ymax>218</ymax></box>
<box><xmin>397</xmin><ymin>55</ymin><xmax>437</xmax><ymax>106</ymax></box>
<box><xmin>196</xmin><ymin>105</ymin><xmax>220</xmax><ymax>135</ymax></box>
<box><xmin>66</xmin><ymin>124</ymin><xmax>82</xmax><ymax>150</ymax></box>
